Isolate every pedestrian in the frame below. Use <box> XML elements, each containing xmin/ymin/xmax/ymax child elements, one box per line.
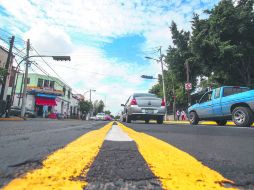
<box><xmin>176</xmin><ymin>110</ymin><xmax>180</xmax><ymax>120</ymax></box>
<box><xmin>181</xmin><ymin>110</ymin><xmax>186</xmax><ymax>120</ymax></box>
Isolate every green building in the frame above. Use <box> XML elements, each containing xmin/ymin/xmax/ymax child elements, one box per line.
<box><xmin>13</xmin><ymin>73</ymin><xmax>75</xmax><ymax>117</ymax></box>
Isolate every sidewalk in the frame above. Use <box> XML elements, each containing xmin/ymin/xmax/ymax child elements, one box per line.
<box><xmin>0</xmin><ymin>117</ymin><xmax>78</xmax><ymax>121</ymax></box>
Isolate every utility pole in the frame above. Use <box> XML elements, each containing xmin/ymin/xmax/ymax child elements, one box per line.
<box><xmin>7</xmin><ymin>68</ymin><xmax>19</xmax><ymax>116</ymax></box>
<box><xmin>185</xmin><ymin>60</ymin><xmax>191</xmax><ymax>106</ymax></box>
<box><xmin>89</xmin><ymin>89</ymin><xmax>92</xmax><ymax>102</ymax></box>
<box><xmin>159</xmin><ymin>46</ymin><xmax>167</xmax><ymax>120</ymax></box>
<box><xmin>167</xmin><ymin>61</ymin><xmax>176</xmax><ymax>121</ymax></box>
<box><xmin>18</xmin><ymin>73</ymin><xmax>24</xmax><ymax>106</ymax></box>
<box><xmin>20</xmin><ymin>39</ymin><xmax>30</xmax><ymax>117</ymax></box>
<box><xmin>0</xmin><ymin>36</ymin><xmax>15</xmax><ymax>101</ymax></box>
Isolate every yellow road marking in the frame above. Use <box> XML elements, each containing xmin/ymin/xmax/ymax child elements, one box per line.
<box><xmin>164</xmin><ymin>120</ymin><xmax>254</xmax><ymax>127</ymax></box>
<box><xmin>1</xmin><ymin>122</ymin><xmax>113</xmax><ymax>190</ymax></box>
<box><xmin>118</xmin><ymin>122</ymin><xmax>237</xmax><ymax>190</ymax></box>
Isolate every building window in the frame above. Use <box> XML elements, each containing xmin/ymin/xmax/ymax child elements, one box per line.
<box><xmin>44</xmin><ymin>80</ymin><xmax>49</xmax><ymax>87</ymax></box>
<box><xmin>63</xmin><ymin>87</ymin><xmax>66</xmax><ymax>95</ymax></box>
<box><xmin>50</xmin><ymin>81</ymin><xmax>55</xmax><ymax>89</ymax></box>
<box><xmin>68</xmin><ymin>90</ymin><xmax>71</xmax><ymax>98</ymax></box>
<box><xmin>37</xmin><ymin>78</ymin><xmax>43</xmax><ymax>87</ymax></box>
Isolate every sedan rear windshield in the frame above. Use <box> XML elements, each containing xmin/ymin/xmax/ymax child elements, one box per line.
<box><xmin>133</xmin><ymin>93</ymin><xmax>157</xmax><ymax>98</ymax></box>
<box><xmin>223</xmin><ymin>87</ymin><xmax>249</xmax><ymax>97</ymax></box>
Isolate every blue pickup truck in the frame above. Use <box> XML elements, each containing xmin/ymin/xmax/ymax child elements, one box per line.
<box><xmin>188</xmin><ymin>86</ymin><xmax>254</xmax><ymax>127</ymax></box>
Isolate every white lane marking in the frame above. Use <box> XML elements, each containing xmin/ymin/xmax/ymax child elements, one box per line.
<box><xmin>105</xmin><ymin>125</ymin><xmax>133</xmax><ymax>141</ymax></box>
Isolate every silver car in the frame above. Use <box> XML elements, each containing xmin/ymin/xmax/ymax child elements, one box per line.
<box><xmin>121</xmin><ymin>93</ymin><xmax>166</xmax><ymax>124</ymax></box>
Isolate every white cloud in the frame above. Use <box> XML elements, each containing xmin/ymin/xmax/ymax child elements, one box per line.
<box><xmin>0</xmin><ymin>0</ymin><xmax>219</xmax><ymax>114</ymax></box>
<box><xmin>24</xmin><ymin>23</ymin><xmax>73</xmax><ymax>54</ymax></box>
<box><xmin>27</xmin><ymin>25</ymin><xmax>161</xmax><ymax>114</ymax></box>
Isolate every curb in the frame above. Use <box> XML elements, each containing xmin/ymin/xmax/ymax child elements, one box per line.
<box><xmin>0</xmin><ymin>117</ymin><xmax>24</xmax><ymax>121</ymax></box>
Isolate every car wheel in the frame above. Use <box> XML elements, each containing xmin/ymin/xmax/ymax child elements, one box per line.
<box><xmin>189</xmin><ymin>111</ymin><xmax>199</xmax><ymax>125</ymax></box>
<box><xmin>145</xmin><ymin>119</ymin><xmax>149</xmax><ymax>124</ymax></box>
<box><xmin>126</xmin><ymin>115</ymin><xmax>131</xmax><ymax>123</ymax></box>
<box><xmin>157</xmin><ymin>116</ymin><xmax>163</xmax><ymax>124</ymax></box>
<box><xmin>215</xmin><ymin>120</ymin><xmax>227</xmax><ymax>126</ymax></box>
<box><xmin>232</xmin><ymin>107</ymin><xmax>253</xmax><ymax>127</ymax></box>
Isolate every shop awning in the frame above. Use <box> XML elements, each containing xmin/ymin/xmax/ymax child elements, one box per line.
<box><xmin>35</xmin><ymin>97</ymin><xmax>57</xmax><ymax>106</ymax></box>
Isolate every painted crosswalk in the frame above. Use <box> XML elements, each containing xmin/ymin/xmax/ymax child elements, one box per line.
<box><xmin>1</xmin><ymin>122</ymin><xmax>237</xmax><ymax>190</ymax></box>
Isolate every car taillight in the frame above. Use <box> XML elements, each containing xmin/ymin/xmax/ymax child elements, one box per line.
<box><xmin>161</xmin><ymin>99</ymin><xmax>166</xmax><ymax>106</ymax></box>
<box><xmin>130</xmin><ymin>98</ymin><xmax>137</xmax><ymax>105</ymax></box>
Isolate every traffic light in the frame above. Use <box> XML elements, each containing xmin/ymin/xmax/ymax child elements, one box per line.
<box><xmin>52</xmin><ymin>56</ymin><xmax>71</xmax><ymax>61</ymax></box>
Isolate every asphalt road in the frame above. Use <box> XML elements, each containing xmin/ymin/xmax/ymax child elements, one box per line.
<box><xmin>0</xmin><ymin>119</ymin><xmax>107</xmax><ymax>187</ymax></box>
<box><xmin>1</xmin><ymin>120</ymin><xmax>254</xmax><ymax>190</ymax></box>
<box><xmin>124</xmin><ymin>122</ymin><xmax>254</xmax><ymax>189</ymax></box>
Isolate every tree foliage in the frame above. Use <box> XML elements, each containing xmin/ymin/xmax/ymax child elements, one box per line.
<box><xmin>93</xmin><ymin>100</ymin><xmax>105</xmax><ymax>115</ymax></box>
<box><xmin>79</xmin><ymin>100</ymin><xmax>93</xmax><ymax>115</ymax></box>
<box><xmin>150</xmin><ymin>0</ymin><xmax>254</xmax><ymax>109</ymax></box>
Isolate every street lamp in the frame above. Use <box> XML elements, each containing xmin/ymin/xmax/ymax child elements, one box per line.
<box><xmin>84</xmin><ymin>89</ymin><xmax>96</xmax><ymax>119</ymax></box>
<box><xmin>145</xmin><ymin>52</ymin><xmax>167</xmax><ymax>120</ymax></box>
<box><xmin>84</xmin><ymin>89</ymin><xmax>96</xmax><ymax>102</ymax></box>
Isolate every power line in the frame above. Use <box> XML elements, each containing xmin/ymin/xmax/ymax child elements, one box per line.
<box><xmin>30</xmin><ymin>46</ymin><xmax>71</xmax><ymax>88</ymax></box>
<box><xmin>32</xmin><ymin>61</ymin><xmax>80</xmax><ymax>95</ymax></box>
<box><xmin>0</xmin><ymin>36</ymin><xmax>26</xmax><ymax>58</ymax></box>
<box><xmin>0</xmin><ymin>28</ymin><xmax>26</xmax><ymax>43</ymax></box>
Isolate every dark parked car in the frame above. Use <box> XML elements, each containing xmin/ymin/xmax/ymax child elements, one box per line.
<box><xmin>9</xmin><ymin>106</ymin><xmax>36</xmax><ymax>118</ymax></box>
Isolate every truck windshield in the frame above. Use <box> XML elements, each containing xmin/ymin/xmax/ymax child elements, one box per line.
<box><xmin>223</xmin><ymin>87</ymin><xmax>249</xmax><ymax>97</ymax></box>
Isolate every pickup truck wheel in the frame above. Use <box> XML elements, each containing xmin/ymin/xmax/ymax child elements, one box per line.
<box><xmin>232</xmin><ymin>107</ymin><xmax>253</xmax><ymax>127</ymax></box>
<box><xmin>189</xmin><ymin>111</ymin><xmax>199</xmax><ymax>125</ymax></box>
<box><xmin>126</xmin><ymin>115</ymin><xmax>131</xmax><ymax>123</ymax></box>
<box><xmin>215</xmin><ymin>120</ymin><xmax>227</xmax><ymax>126</ymax></box>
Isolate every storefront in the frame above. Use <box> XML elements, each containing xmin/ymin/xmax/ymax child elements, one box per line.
<box><xmin>35</xmin><ymin>94</ymin><xmax>57</xmax><ymax>117</ymax></box>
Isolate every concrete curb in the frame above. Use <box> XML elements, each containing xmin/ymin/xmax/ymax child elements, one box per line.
<box><xmin>0</xmin><ymin>117</ymin><xmax>24</xmax><ymax>121</ymax></box>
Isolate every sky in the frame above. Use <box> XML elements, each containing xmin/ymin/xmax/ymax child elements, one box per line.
<box><xmin>0</xmin><ymin>0</ymin><xmax>219</xmax><ymax>115</ymax></box>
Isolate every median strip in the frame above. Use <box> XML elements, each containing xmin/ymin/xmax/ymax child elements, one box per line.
<box><xmin>1</xmin><ymin>122</ymin><xmax>113</xmax><ymax>190</ymax></box>
<box><xmin>118</xmin><ymin>122</ymin><xmax>237</xmax><ymax>190</ymax></box>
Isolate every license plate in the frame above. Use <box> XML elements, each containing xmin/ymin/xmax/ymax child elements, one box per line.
<box><xmin>145</xmin><ymin>109</ymin><xmax>154</xmax><ymax>114</ymax></box>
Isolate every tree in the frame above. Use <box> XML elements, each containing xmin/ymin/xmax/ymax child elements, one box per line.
<box><xmin>93</xmin><ymin>100</ymin><xmax>105</xmax><ymax>115</ymax></box>
<box><xmin>79</xmin><ymin>100</ymin><xmax>92</xmax><ymax>119</ymax></box>
<box><xmin>150</xmin><ymin>0</ymin><xmax>254</xmax><ymax>111</ymax></box>
<box><xmin>104</xmin><ymin>110</ymin><xmax>111</xmax><ymax>115</ymax></box>
<box><xmin>191</xmin><ymin>0</ymin><xmax>254</xmax><ymax>87</ymax></box>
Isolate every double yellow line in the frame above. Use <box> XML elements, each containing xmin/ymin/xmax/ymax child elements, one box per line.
<box><xmin>2</xmin><ymin>122</ymin><xmax>237</xmax><ymax>190</ymax></box>
<box><xmin>2</xmin><ymin>122</ymin><xmax>112</xmax><ymax>190</ymax></box>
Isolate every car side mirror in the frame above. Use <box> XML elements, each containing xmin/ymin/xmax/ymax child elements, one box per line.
<box><xmin>121</xmin><ymin>104</ymin><xmax>125</xmax><ymax>106</ymax></box>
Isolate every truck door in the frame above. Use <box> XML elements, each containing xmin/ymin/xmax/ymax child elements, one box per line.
<box><xmin>212</xmin><ymin>88</ymin><xmax>223</xmax><ymax>116</ymax></box>
<box><xmin>196</xmin><ymin>91</ymin><xmax>214</xmax><ymax>119</ymax></box>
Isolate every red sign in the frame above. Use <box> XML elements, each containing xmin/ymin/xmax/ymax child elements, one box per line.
<box><xmin>185</xmin><ymin>83</ymin><xmax>192</xmax><ymax>90</ymax></box>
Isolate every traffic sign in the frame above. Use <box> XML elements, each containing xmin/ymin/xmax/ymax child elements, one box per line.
<box><xmin>185</xmin><ymin>83</ymin><xmax>192</xmax><ymax>90</ymax></box>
